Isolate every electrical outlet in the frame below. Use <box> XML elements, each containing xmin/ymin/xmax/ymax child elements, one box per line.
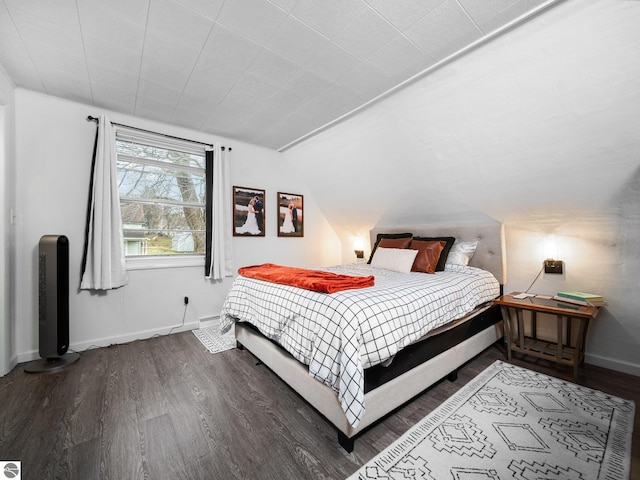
<box><xmin>183</xmin><ymin>296</ymin><xmax>189</xmax><ymax>305</ymax></box>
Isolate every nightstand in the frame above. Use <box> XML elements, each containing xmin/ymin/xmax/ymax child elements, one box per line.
<box><xmin>495</xmin><ymin>293</ymin><xmax>601</xmax><ymax>379</ymax></box>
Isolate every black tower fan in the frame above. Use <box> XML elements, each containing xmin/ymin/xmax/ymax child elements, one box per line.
<box><xmin>24</xmin><ymin>235</ymin><xmax>80</xmax><ymax>373</ymax></box>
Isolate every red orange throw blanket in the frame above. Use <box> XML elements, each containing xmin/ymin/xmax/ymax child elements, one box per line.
<box><xmin>237</xmin><ymin>263</ymin><xmax>374</xmax><ymax>294</ymax></box>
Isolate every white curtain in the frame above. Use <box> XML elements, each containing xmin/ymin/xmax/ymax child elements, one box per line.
<box><xmin>206</xmin><ymin>144</ymin><xmax>233</xmax><ymax>280</ymax></box>
<box><xmin>80</xmin><ymin>115</ymin><xmax>128</xmax><ymax>290</ymax></box>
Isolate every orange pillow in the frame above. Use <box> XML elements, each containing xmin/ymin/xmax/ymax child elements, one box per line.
<box><xmin>410</xmin><ymin>240</ymin><xmax>445</xmax><ymax>274</ymax></box>
<box><xmin>377</xmin><ymin>237</ymin><xmax>412</xmax><ymax>249</ymax></box>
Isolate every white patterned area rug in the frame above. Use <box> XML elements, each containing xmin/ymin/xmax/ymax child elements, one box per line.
<box><xmin>349</xmin><ymin>360</ymin><xmax>635</xmax><ymax>480</ymax></box>
<box><xmin>193</xmin><ymin>325</ymin><xmax>235</xmax><ymax>354</ymax></box>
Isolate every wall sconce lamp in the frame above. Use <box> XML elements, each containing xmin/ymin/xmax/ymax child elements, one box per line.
<box><xmin>353</xmin><ymin>236</ymin><xmax>366</xmax><ymax>261</ymax></box>
<box><xmin>544</xmin><ymin>259</ymin><xmax>563</xmax><ymax>274</ymax></box>
<box><xmin>542</xmin><ymin>235</ymin><xmax>563</xmax><ymax>274</ymax></box>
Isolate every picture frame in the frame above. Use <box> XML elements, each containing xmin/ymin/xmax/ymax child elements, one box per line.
<box><xmin>277</xmin><ymin>192</ymin><xmax>303</xmax><ymax>237</ymax></box>
<box><xmin>233</xmin><ymin>186</ymin><xmax>265</xmax><ymax>237</ymax></box>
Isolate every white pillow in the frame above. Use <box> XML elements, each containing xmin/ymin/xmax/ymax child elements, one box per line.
<box><xmin>371</xmin><ymin>247</ymin><xmax>418</xmax><ymax>273</ymax></box>
<box><xmin>446</xmin><ymin>240</ymin><xmax>478</xmax><ymax>266</ymax></box>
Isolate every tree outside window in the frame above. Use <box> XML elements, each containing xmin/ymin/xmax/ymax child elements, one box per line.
<box><xmin>116</xmin><ymin>138</ymin><xmax>206</xmax><ymax>256</ymax></box>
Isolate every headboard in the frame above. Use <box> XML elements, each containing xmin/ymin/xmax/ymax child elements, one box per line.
<box><xmin>370</xmin><ymin>223</ymin><xmax>507</xmax><ymax>286</ymax></box>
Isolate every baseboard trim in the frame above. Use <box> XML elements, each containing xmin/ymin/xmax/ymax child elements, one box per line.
<box><xmin>15</xmin><ymin>321</ymin><xmax>200</xmax><ymax>365</ymax></box>
<box><xmin>586</xmin><ymin>352</ymin><xmax>640</xmax><ymax>378</ymax></box>
<box><xmin>198</xmin><ymin>315</ymin><xmax>220</xmax><ymax>329</ymax></box>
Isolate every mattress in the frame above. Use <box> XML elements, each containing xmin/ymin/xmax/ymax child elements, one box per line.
<box><xmin>220</xmin><ymin>263</ymin><xmax>500</xmax><ymax>427</ymax></box>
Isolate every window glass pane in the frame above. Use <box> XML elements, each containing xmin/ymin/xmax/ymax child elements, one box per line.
<box><xmin>116</xmin><ymin>137</ymin><xmax>206</xmax><ymax>257</ymax></box>
<box><xmin>121</xmin><ymin>202</ymin><xmax>205</xmax><ymax>255</ymax></box>
<box><xmin>117</xmin><ymin>160</ymin><xmax>205</xmax><ymax>204</ymax></box>
<box><xmin>116</xmin><ymin>140</ymin><xmax>205</xmax><ymax>169</ymax></box>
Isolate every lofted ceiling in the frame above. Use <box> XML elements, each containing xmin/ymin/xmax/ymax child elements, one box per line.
<box><xmin>0</xmin><ymin>0</ymin><xmax>558</xmax><ymax>151</ymax></box>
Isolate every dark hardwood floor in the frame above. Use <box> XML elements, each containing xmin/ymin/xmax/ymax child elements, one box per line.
<box><xmin>1</xmin><ymin>331</ymin><xmax>637</xmax><ymax>479</ymax></box>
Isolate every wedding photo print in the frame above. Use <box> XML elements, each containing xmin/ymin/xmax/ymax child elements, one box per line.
<box><xmin>233</xmin><ymin>186</ymin><xmax>265</xmax><ymax>236</ymax></box>
<box><xmin>277</xmin><ymin>192</ymin><xmax>303</xmax><ymax>237</ymax></box>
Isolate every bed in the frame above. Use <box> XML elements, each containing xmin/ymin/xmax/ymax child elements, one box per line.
<box><xmin>220</xmin><ymin>223</ymin><xmax>506</xmax><ymax>451</ymax></box>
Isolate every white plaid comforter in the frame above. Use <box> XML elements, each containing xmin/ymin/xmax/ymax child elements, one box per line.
<box><xmin>220</xmin><ymin>263</ymin><xmax>500</xmax><ymax>428</ymax></box>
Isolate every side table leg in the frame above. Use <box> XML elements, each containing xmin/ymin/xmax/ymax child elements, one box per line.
<box><xmin>573</xmin><ymin>317</ymin><xmax>589</xmax><ymax>380</ymax></box>
<box><xmin>500</xmin><ymin>306</ymin><xmax>512</xmax><ymax>362</ymax></box>
<box><xmin>517</xmin><ymin>309</ymin><xmax>525</xmax><ymax>355</ymax></box>
<box><xmin>556</xmin><ymin>315</ymin><xmax>563</xmax><ymax>362</ymax></box>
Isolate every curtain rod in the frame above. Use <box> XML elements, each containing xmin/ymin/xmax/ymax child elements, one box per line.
<box><xmin>86</xmin><ymin>115</ymin><xmax>231</xmax><ymax>151</ymax></box>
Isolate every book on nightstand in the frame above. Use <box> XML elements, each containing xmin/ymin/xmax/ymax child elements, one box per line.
<box><xmin>554</xmin><ymin>291</ymin><xmax>606</xmax><ymax>306</ymax></box>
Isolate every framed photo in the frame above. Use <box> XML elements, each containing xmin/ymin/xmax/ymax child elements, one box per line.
<box><xmin>277</xmin><ymin>192</ymin><xmax>303</xmax><ymax>237</ymax></box>
<box><xmin>233</xmin><ymin>186</ymin><xmax>265</xmax><ymax>237</ymax></box>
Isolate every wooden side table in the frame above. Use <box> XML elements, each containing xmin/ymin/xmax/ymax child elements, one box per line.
<box><xmin>495</xmin><ymin>293</ymin><xmax>600</xmax><ymax>379</ymax></box>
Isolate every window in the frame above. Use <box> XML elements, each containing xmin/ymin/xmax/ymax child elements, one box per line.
<box><xmin>116</xmin><ymin>128</ymin><xmax>206</xmax><ymax>257</ymax></box>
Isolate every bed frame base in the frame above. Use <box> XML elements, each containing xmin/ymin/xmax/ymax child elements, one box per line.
<box><xmin>235</xmin><ymin>319</ymin><xmax>503</xmax><ymax>451</ymax></box>
<box><xmin>338</xmin><ymin>431</ymin><xmax>355</xmax><ymax>453</ymax></box>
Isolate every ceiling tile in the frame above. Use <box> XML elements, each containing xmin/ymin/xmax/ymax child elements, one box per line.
<box><xmin>251</xmin><ymin>97</ymin><xmax>299</xmax><ymax>121</ymax></box>
<box><xmin>169</xmin><ymin>111</ymin><xmax>207</xmax><ymax>130</ymax></box>
<box><xmin>303</xmin><ymin>43</ymin><xmax>359</xmax><ymax>83</ymax></box>
<box><xmin>135</xmin><ymin>88</ymin><xmax>181</xmax><ymax>123</ymax></box>
<box><xmin>93</xmin><ymin>95</ymin><xmax>136</xmax><ymax>115</ymax></box>
<box><xmin>248</xmin><ymin>49</ymin><xmax>300</xmax><ymax>83</ymax></box>
<box><xmin>404</xmin><ymin>0</ymin><xmax>483</xmax><ymax>61</ymax></box>
<box><xmin>266</xmin><ymin>16</ymin><xmax>328</xmax><ymax>65</ymax></box>
<box><xmin>335</xmin><ymin>62</ymin><xmax>390</xmax><ymax>98</ymax></box>
<box><xmin>333</xmin><ymin>6</ymin><xmax>399</xmax><ymax>60</ymax></box>
<box><xmin>0</xmin><ymin>0</ymin><xmax>562</xmax><ymax>149</ymax></box>
<box><xmin>291</xmin><ymin>0</ymin><xmax>369</xmax><ymax>39</ymax></box>
<box><xmin>84</xmin><ymin>36</ymin><xmax>142</xmax><ymax>81</ymax></box>
<box><xmin>147</xmin><ymin>0</ymin><xmax>213</xmax><ymax>47</ymax></box>
<box><xmin>366</xmin><ymin>34</ymin><xmax>433</xmax><ymax>79</ymax></box>
<box><xmin>236</xmin><ymin>112</ymin><xmax>278</xmax><ymax>137</ymax></box>
<box><xmin>170</xmin><ymin>0</ymin><xmax>225</xmax><ymax>20</ymax></box>
<box><xmin>36</xmin><ymin>55</ymin><xmax>92</xmax><ymax>101</ymax></box>
<box><xmin>197</xmin><ymin>25</ymin><xmax>262</xmax><ymax>73</ymax></box>
<box><xmin>234</xmin><ymin>49</ymin><xmax>299</xmax><ymax>99</ymax></box>
<box><xmin>6</xmin><ymin>8</ymin><xmax>92</xmax><ymax>99</ymax></box>
<box><xmin>140</xmin><ymin>31</ymin><xmax>202</xmax><ymax>91</ymax></box>
<box><xmin>202</xmin><ymin>113</ymin><xmax>246</xmax><ymax>137</ymax></box>
<box><xmin>271</xmin><ymin>70</ymin><xmax>333</xmax><ymax>107</ymax></box>
<box><xmin>87</xmin><ymin>61</ymin><xmax>138</xmax><ymax>97</ymax></box>
<box><xmin>76</xmin><ymin>0</ymin><xmax>148</xmax><ymax>52</ymax></box>
<box><xmin>8</xmin><ymin>8</ymin><xmax>85</xmax><ymax>59</ymax></box>
<box><xmin>136</xmin><ymin>78</ymin><xmax>183</xmax><ymax>106</ymax></box>
<box><xmin>4</xmin><ymin>0</ymin><xmax>79</xmax><ymax>29</ymax></box>
<box><xmin>262</xmin><ymin>113</ymin><xmax>322</xmax><ymax>146</ymax></box>
<box><xmin>267</xmin><ymin>0</ymin><xmax>299</xmax><ymax>12</ymax></box>
<box><xmin>0</xmin><ymin>4</ymin><xmax>43</xmax><ymax>91</ymax></box>
<box><xmin>298</xmin><ymin>84</ymin><xmax>363</xmax><ymax>121</ymax></box>
<box><xmin>183</xmin><ymin>25</ymin><xmax>262</xmax><ymax>100</ymax></box>
<box><xmin>210</xmin><ymin>90</ymin><xmax>263</xmax><ymax>120</ymax></box>
<box><xmin>181</xmin><ymin>68</ymin><xmax>230</xmax><ymax>106</ymax></box>
<box><xmin>367</xmin><ymin>0</ymin><xmax>446</xmax><ymax>31</ymax></box>
<box><xmin>172</xmin><ymin>93</ymin><xmax>219</xmax><ymax>127</ymax></box>
<box><xmin>459</xmin><ymin>0</ymin><xmax>549</xmax><ymax>35</ymax></box>
<box><xmin>216</xmin><ymin>0</ymin><xmax>288</xmax><ymax>44</ymax></box>
<box><xmin>91</xmin><ymin>77</ymin><xmax>137</xmax><ymax>112</ymax></box>
<box><xmin>228</xmin><ymin>71</ymin><xmax>280</xmax><ymax>103</ymax></box>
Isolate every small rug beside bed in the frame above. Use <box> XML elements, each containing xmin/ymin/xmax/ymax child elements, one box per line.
<box><xmin>193</xmin><ymin>325</ymin><xmax>235</xmax><ymax>355</ymax></box>
<box><xmin>349</xmin><ymin>361</ymin><xmax>635</xmax><ymax>480</ymax></box>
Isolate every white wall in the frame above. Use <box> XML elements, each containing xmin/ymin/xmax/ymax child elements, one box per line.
<box><xmin>284</xmin><ymin>0</ymin><xmax>640</xmax><ymax>375</ymax></box>
<box><xmin>12</xmin><ymin>89</ymin><xmax>340</xmax><ymax>363</ymax></box>
<box><xmin>0</xmin><ymin>64</ymin><xmax>15</xmax><ymax>375</ymax></box>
